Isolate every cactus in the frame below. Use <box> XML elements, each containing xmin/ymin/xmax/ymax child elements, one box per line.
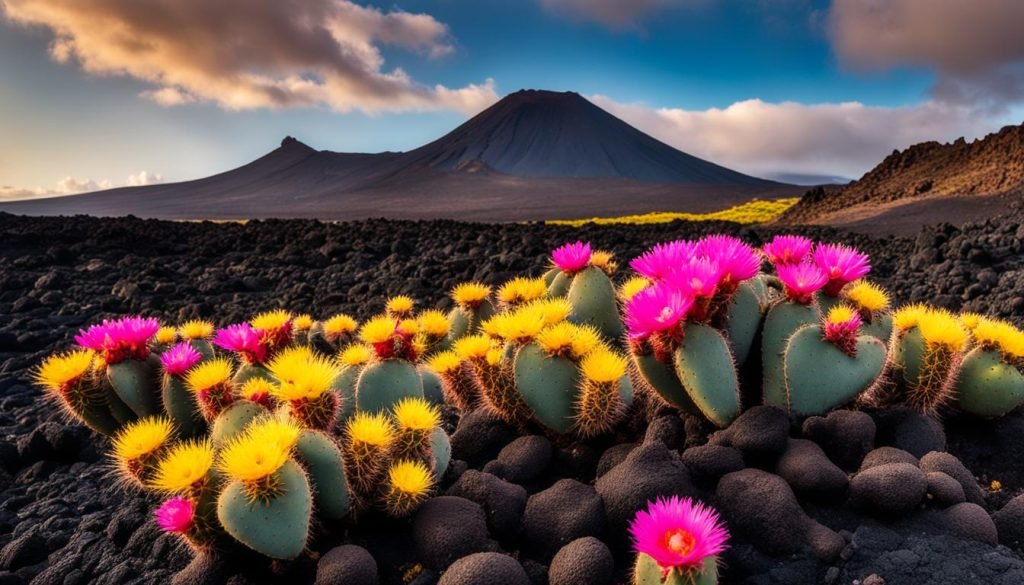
<box><xmin>430</xmin><ymin>426</ymin><xmax>451</xmax><ymax>479</ymax></box>
<box><xmin>295</xmin><ymin>429</ymin><xmax>350</xmax><ymax>520</ymax></box>
<box><xmin>782</xmin><ymin>307</ymin><xmax>886</xmax><ymax>417</ymax></box>
<box><xmin>762</xmin><ymin>301</ymin><xmax>821</xmax><ymax>409</ymax></box>
<box><xmin>631</xmin><ymin>352</ymin><xmax>700</xmax><ymax>414</ymax></box>
<box><xmin>335</xmin><ymin>344</ymin><xmax>372</xmax><ymax>422</ymax></box>
<box><xmin>427</xmin><ymin>350</ymin><xmax>478</xmax><ymax>411</ymax></box>
<box><xmin>178</xmin><ymin>320</ymin><xmax>216</xmax><ymax>360</ymax></box>
<box><xmin>216</xmin><ymin>418</ymin><xmax>310</xmax><ymax>560</ymax></box>
<box><xmin>112</xmin><ymin>416</ymin><xmax>175</xmax><ymax>486</ymax></box>
<box><xmin>575</xmin><ymin>348</ymin><xmax>630</xmax><ymax>437</ymax></box>
<box><xmin>391</xmin><ymin>397</ymin><xmax>442</xmax><ymax>462</ymax></box>
<box><xmin>722</xmin><ymin>280</ymin><xmax>762</xmax><ymax>366</ymax></box>
<box><xmin>455</xmin><ymin>335</ymin><xmax>530</xmax><ymax>424</ymax></box>
<box><xmin>382</xmin><ymin>459</ymin><xmax>433</xmax><ymax>518</ymax></box>
<box><xmin>317</xmin><ymin>313</ymin><xmax>359</xmax><ymax>351</ymax></box>
<box><xmin>952</xmin><ymin>318</ymin><xmax>1024</xmax><ymax>416</ymax></box>
<box><xmin>844</xmin><ymin>280</ymin><xmax>892</xmax><ymax>344</ymax></box>
<box><xmin>34</xmin><ymin>350</ymin><xmax>121</xmax><ymax>436</ymax></box>
<box><xmin>355</xmin><ymin>359</ymin><xmax>424</xmax><ymax>414</ymax></box>
<box><xmin>513</xmin><ymin>341</ymin><xmax>582</xmax><ymax>434</ymax></box>
<box><xmin>629</xmin><ymin>496</ymin><xmax>728</xmax><ymax>585</ymax></box>
<box><xmin>634</xmin><ymin>555</ymin><xmax>719</xmax><ymax>585</ymax></box>
<box><xmin>567</xmin><ymin>265</ymin><xmax>625</xmax><ymax>343</ymax></box>
<box><xmin>210</xmin><ymin>401</ymin><xmax>264</xmax><ymax>447</ymax></box>
<box><xmin>342</xmin><ymin>412</ymin><xmax>395</xmax><ymax>497</ymax></box>
<box><xmin>107</xmin><ymin>359</ymin><xmax>160</xmax><ymax>418</ymax></box>
<box><xmin>267</xmin><ymin>347</ymin><xmax>342</xmax><ymax>431</ymax></box>
<box><xmin>186</xmin><ymin>358</ymin><xmax>237</xmax><ymax>421</ymax></box>
<box><xmin>902</xmin><ymin>309</ymin><xmax>968</xmax><ymax>414</ymax></box>
<box><xmin>673</xmin><ymin>323</ymin><xmax>741</xmax><ymax>427</ymax></box>
<box><xmin>446</xmin><ymin>282</ymin><xmax>496</xmax><ymax>342</ymax></box>
<box><xmin>159</xmin><ymin>342</ymin><xmax>206</xmax><ymax>437</ymax></box>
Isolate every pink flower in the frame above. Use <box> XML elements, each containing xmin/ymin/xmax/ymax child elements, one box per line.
<box><xmin>696</xmin><ymin>234</ymin><xmax>760</xmax><ymax>285</ymax></box>
<box><xmin>624</xmin><ymin>284</ymin><xmax>694</xmax><ymax>341</ymax></box>
<box><xmin>212</xmin><ymin>323</ymin><xmax>266</xmax><ymax>364</ymax></box>
<box><xmin>823</xmin><ymin>306</ymin><xmax>862</xmax><ymax>356</ymax></box>
<box><xmin>812</xmin><ymin>243</ymin><xmax>871</xmax><ymax>296</ymax></box>
<box><xmin>631</xmin><ymin>240</ymin><xmax>699</xmax><ymax>281</ymax></box>
<box><xmin>664</xmin><ymin>258</ymin><xmax>723</xmax><ymax>300</ymax></box>
<box><xmin>776</xmin><ymin>260</ymin><xmax>828</xmax><ymax>303</ymax></box>
<box><xmin>154</xmin><ymin>497</ymin><xmax>194</xmax><ymax>534</ymax></box>
<box><xmin>629</xmin><ymin>496</ymin><xmax>729</xmax><ymax>577</ymax></box>
<box><xmin>551</xmin><ymin>241</ymin><xmax>592</xmax><ymax>274</ymax></box>
<box><xmin>75</xmin><ymin>316</ymin><xmax>160</xmax><ymax>364</ymax></box>
<box><xmin>160</xmin><ymin>342</ymin><xmax>202</xmax><ymax>377</ymax></box>
<box><xmin>762</xmin><ymin>235</ymin><xmax>812</xmax><ymax>265</ymax></box>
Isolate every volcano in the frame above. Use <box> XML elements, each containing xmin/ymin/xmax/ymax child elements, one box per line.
<box><xmin>0</xmin><ymin>90</ymin><xmax>794</xmax><ymax>221</ymax></box>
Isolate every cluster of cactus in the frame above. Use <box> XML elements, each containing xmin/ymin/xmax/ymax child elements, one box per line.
<box><xmin>34</xmin><ymin>306</ymin><xmax>452</xmax><ymax>560</ymax></box>
<box><xmin>427</xmin><ymin>242</ymin><xmax>635</xmax><ymax>437</ymax></box>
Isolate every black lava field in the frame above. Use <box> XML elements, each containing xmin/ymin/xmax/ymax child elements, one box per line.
<box><xmin>3</xmin><ymin>211</ymin><xmax>1024</xmax><ymax>585</ymax></box>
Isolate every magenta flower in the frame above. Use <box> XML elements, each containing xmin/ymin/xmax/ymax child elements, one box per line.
<box><xmin>696</xmin><ymin>235</ymin><xmax>760</xmax><ymax>285</ymax></box>
<box><xmin>762</xmin><ymin>235</ymin><xmax>813</xmax><ymax>265</ymax></box>
<box><xmin>629</xmin><ymin>496</ymin><xmax>729</xmax><ymax>578</ymax></box>
<box><xmin>812</xmin><ymin>243</ymin><xmax>871</xmax><ymax>296</ymax></box>
<box><xmin>212</xmin><ymin>323</ymin><xmax>266</xmax><ymax>364</ymax></box>
<box><xmin>160</xmin><ymin>342</ymin><xmax>202</xmax><ymax>377</ymax></box>
<box><xmin>624</xmin><ymin>284</ymin><xmax>694</xmax><ymax>341</ymax></box>
<box><xmin>75</xmin><ymin>316</ymin><xmax>160</xmax><ymax>363</ymax></box>
<box><xmin>631</xmin><ymin>240</ymin><xmax>699</xmax><ymax>281</ymax></box>
<box><xmin>551</xmin><ymin>241</ymin><xmax>592</xmax><ymax>274</ymax></box>
<box><xmin>154</xmin><ymin>497</ymin><xmax>194</xmax><ymax>534</ymax></box>
<box><xmin>776</xmin><ymin>260</ymin><xmax>829</xmax><ymax>303</ymax></box>
<box><xmin>664</xmin><ymin>258</ymin><xmax>723</xmax><ymax>299</ymax></box>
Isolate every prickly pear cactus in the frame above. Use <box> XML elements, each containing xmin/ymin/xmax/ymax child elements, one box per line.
<box><xmin>216</xmin><ymin>460</ymin><xmax>311</xmax><ymax>560</ymax></box>
<box><xmin>673</xmin><ymin>323</ymin><xmax>741</xmax><ymax>427</ymax></box>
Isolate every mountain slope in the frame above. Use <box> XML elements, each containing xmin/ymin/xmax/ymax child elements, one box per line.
<box><xmin>0</xmin><ymin>90</ymin><xmax>793</xmax><ymax>221</ymax></box>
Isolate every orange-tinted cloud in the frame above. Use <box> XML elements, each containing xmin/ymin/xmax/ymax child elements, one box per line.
<box><xmin>2</xmin><ymin>0</ymin><xmax>498</xmax><ymax>114</ymax></box>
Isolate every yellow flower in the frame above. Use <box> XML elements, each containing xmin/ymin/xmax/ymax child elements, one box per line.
<box><xmin>580</xmin><ymin>348</ymin><xmax>627</xmax><ymax>383</ymax></box>
<box><xmin>485</xmin><ymin>348</ymin><xmax>504</xmax><ymax>366</ymax></box>
<box><xmin>454</xmin><ymin>335</ymin><xmax>492</xmax><ymax>360</ymax></box>
<box><xmin>156</xmin><ymin>326</ymin><xmax>178</xmax><ymax>345</ymax></box>
<box><xmin>185</xmin><ymin>358</ymin><xmax>233</xmax><ymax>393</ymax></box>
<box><xmin>488</xmin><ymin>306</ymin><xmax>546</xmax><ymax>341</ymax></box>
<box><xmin>417</xmin><ymin>310</ymin><xmax>450</xmax><ymax>338</ymax></box>
<box><xmin>536</xmin><ymin>322</ymin><xmax>576</xmax><ymax>355</ymax></box>
<box><xmin>497</xmin><ymin>277</ymin><xmax>547</xmax><ymax>305</ymax></box>
<box><xmin>338</xmin><ymin>344</ymin><xmax>374</xmax><ymax>366</ymax></box>
<box><xmin>393</xmin><ymin>397</ymin><xmax>441</xmax><ymax>431</ymax></box>
<box><xmin>618</xmin><ymin>276</ymin><xmax>650</xmax><ymax>302</ymax></box>
<box><xmin>267</xmin><ymin>348</ymin><xmax>340</xmax><ymax>400</ymax></box>
<box><xmin>589</xmin><ymin>250</ymin><xmax>617</xmax><ymax>272</ymax></box>
<box><xmin>845</xmin><ymin>280</ymin><xmax>890</xmax><ymax>313</ymax></box>
<box><xmin>451</xmin><ymin>282</ymin><xmax>491</xmax><ymax>308</ymax></box>
<box><xmin>826</xmin><ymin>305</ymin><xmax>858</xmax><ymax>325</ymax></box>
<box><xmin>569</xmin><ymin>325</ymin><xmax>602</xmax><ymax>359</ymax></box>
<box><xmin>178</xmin><ymin>320</ymin><xmax>215</xmax><ymax>340</ymax></box>
<box><xmin>250</xmin><ymin>309</ymin><xmax>292</xmax><ymax>332</ymax></box>
<box><xmin>893</xmin><ymin>304</ymin><xmax>929</xmax><ymax>331</ymax></box>
<box><xmin>360</xmin><ymin>316</ymin><xmax>397</xmax><ymax>344</ymax></box>
<box><xmin>346</xmin><ymin>412</ymin><xmax>395</xmax><ymax>447</ymax></box>
<box><xmin>34</xmin><ymin>350</ymin><xmax>94</xmax><ymax>392</ymax></box>
<box><xmin>388</xmin><ymin>459</ymin><xmax>432</xmax><ymax>496</ymax></box>
<box><xmin>218</xmin><ymin>417</ymin><xmax>300</xmax><ymax>482</ymax></box>
<box><xmin>240</xmin><ymin>377</ymin><xmax>277</xmax><ymax>400</ymax></box>
<box><xmin>973</xmin><ymin>318</ymin><xmax>1024</xmax><ymax>358</ymax></box>
<box><xmin>522</xmin><ymin>298</ymin><xmax>572</xmax><ymax>326</ymax></box>
<box><xmin>386</xmin><ymin>295</ymin><xmax>415</xmax><ymax>315</ymax></box>
<box><xmin>292</xmin><ymin>314</ymin><xmax>313</xmax><ymax>331</ymax></box>
<box><xmin>428</xmin><ymin>351</ymin><xmax>463</xmax><ymax>374</ymax></box>
<box><xmin>323</xmin><ymin>314</ymin><xmax>358</xmax><ymax>337</ymax></box>
<box><xmin>918</xmin><ymin>309</ymin><xmax>969</xmax><ymax>351</ymax></box>
<box><xmin>149</xmin><ymin>439</ymin><xmax>214</xmax><ymax>493</ymax></box>
<box><xmin>959</xmin><ymin>312</ymin><xmax>985</xmax><ymax>331</ymax></box>
<box><xmin>112</xmin><ymin>416</ymin><xmax>174</xmax><ymax>461</ymax></box>
<box><xmin>397</xmin><ymin>319</ymin><xmax>419</xmax><ymax>336</ymax></box>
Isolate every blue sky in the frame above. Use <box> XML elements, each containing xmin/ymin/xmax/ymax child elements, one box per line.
<box><xmin>1</xmin><ymin>0</ymin><xmax>1022</xmax><ymax>198</ymax></box>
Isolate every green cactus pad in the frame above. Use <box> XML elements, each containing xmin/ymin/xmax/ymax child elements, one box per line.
<box><xmin>333</xmin><ymin>365</ymin><xmax>361</xmax><ymax>423</ymax></box>
<box><xmin>567</xmin><ymin>266</ymin><xmax>625</xmax><ymax>342</ymax></box>
<box><xmin>547</xmin><ymin>270</ymin><xmax>571</xmax><ymax>297</ymax></box>
<box><xmin>673</xmin><ymin>323</ymin><xmax>741</xmax><ymax>427</ymax></box>
<box><xmin>860</xmin><ymin>313</ymin><xmax>893</xmax><ymax>347</ymax></box>
<box><xmin>749</xmin><ymin>274</ymin><xmax>771</xmax><ymax>307</ymax></box>
<box><xmin>446</xmin><ymin>307</ymin><xmax>470</xmax><ymax>343</ymax></box>
<box><xmin>724</xmin><ymin>281</ymin><xmax>763</xmax><ymax>366</ymax></box>
<box><xmin>513</xmin><ymin>342</ymin><xmax>581</xmax><ymax>434</ymax></box>
<box><xmin>217</xmin><ymin>459</ymin><xmax>312</xmax><ymax>560</ymax></box>
<box><xmin>762</xmin><ymin>301</ymin><xmax>819</xmax><ymax>409</ymax></box>
<box><xmin>295</xmin><ymin>430</ymin><xmax>350</xmax><ymax>520</ymax></box>
<box><xmin>191</xmin><ymin>339</ymin><xmax>216</xmax><ymax>361</ymax></box>
<box><xmin>633</xmin><ymin>553</ymin><xmax>719</xmax><ymax>585</ymax></box>
<box><xmin>431</xmin><ymin>427</ymin><xmax>452</xmax><ymax>479</ymax></box>
<box><xmin>75</xmin><ymin>399</ymin><xmax>121</xmax><ymax>436</ymax></box>
<box><xmin>618</xmin><ymin>374</ymin><xmax>634</xmax><ymax>408</ymax></box>
<box><xmin>104</xmin><ymin>388</ymin><xmax>138</xmax><ymax>426</ymax></box>
<box><xmin>892</xmin><ymin>327</ymin><xmax>925</xmax><ymax>387</ymax></box>
<box><xmin>783</xmin><ymin>325</ymin><xmax>886</xmax><ymax>417</ymax></box>
<box><xmin>418</xmin><ymin>366</ymin><xmax>446</xmax><ymax>406</ymax></box>
<box><xmin>232</xmin><ymin>364</ymin><xmax>273</xmax><ymax>386</ymax></box>
<box><xmin>955</xmin><ymin>347</ymin><xmax>1024</xmax><ymax>417</ymax></box>
<box><xmin>632</xmin><ymin>353</ymin><xmax>700</xmax><ymax>415</ymax></box>
<box><xmin>814</xmin><ymin>291</ymin><xmax>843</xmax><ymax>316</ymax></box>
<box><xmin>107</xmin><ymin>359</ymin><xmax>159</xmax><ymax>417</ymax></box>
<box><xmin>542</xmin><ymin>266</ymin><xmax>560</xmax><ymax>287</ymax></box>
<box><xmin>161</xmin><ymin>374</ymin><xmax>204</xmax><ymax>438</ymax></box>
<box><xmin>210</xmin><ymin>401</ymin><xmax>263</xmax><ymax>447</ymax></box>
<box><xmin>355</xmin><ymin>359</ymin><xmax>423</xmax><ymax>414</ymax></box>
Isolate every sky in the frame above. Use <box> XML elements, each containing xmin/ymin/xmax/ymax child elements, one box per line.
<box><xmin>2</xmin><ymin>0</ymin><xmax>1024</xmax><ymax>199</ymax></box>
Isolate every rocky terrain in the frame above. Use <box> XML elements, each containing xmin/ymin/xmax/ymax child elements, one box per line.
<box><xmin>2</xmin><ymin>211</ymin><xmax>1024</xmax><ymax>584</ymax></box>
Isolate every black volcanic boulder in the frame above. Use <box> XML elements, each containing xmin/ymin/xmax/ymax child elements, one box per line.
<box><xmin>315</xmin><ymin>545</ymin><xmax>378</xmax><ymax>585</ymax></box>
<box><xmin>595</xmin><ymin>442</ymin><xmax>697</xmax><ymax>536</ymax></box>
<box><xmin>774</xmin><ymin>438</ymin><xmax>848</xmax><ymax>501</ymax></box>
<box><xmin>925</xmin><ymin>472</ymin><xmax>966</xmax><ymax>508</ymax></box>
<box><xmin>716</xmin><ymin>468</ymin><xmax>843</xmax><ymax>560</ymax></box>
<box><xmin>483</xmin><ymin>435</ymin><xmax>553</xmax><ymax>485</ymax></box>
<box><xmin>937</xmin><ymin>503</ymin><xmax>998</xmax><ymax>545</ymax></box>
<box><xmin>548</xmin><ymin>537</ymin><xmax>614</xmax><ymax>585</ymax></box>
<box><xmin>643</xmin><ymin>414</ymin><xmax>685</xmax><ymax>450</ymax></box>
<box><xmin>859</xmin><ymin>447</ymin><xmax>919</xmax><ymax>471</ymax></box>
<box><xmin>850</xmin><ymin>463</ymin><xmax>927</xmax><ymax>516</ymax></box>
<box><xmin>437</xmin><ymin>553</ymin><xmax>529</xmax><ymax>585</ymax></box>
<box><xmin>523</xmin><ymin>479</ymin><xmax>605</xmax><ymax>560</ymax></box>
<box><xmin>595</xmin><ymin>443</ymin><xmax>635</xmax><ymax>478</ymax></box>
<box><xmin>446</xmin><ymin>470</ymin><xmax>527</xmax><ymax>541</ymax></box>
<box><xmin>713</xmin><ymin>406</ymin><xmax>790</xmax><ymax>463</ymax></box>
<box><xmin>681</xmin><ymin>444</ymin><xmax>745</xmax><ymax>486</ymax></box>
<box><xmin>802</xmin><ymin>409</ymin><xmax>876</xmax><ymax>470</ymax></box>
<box><xmin>880</xmin><ymin>410</ymin><xmax>946</xmax><ymax>458</ymax></box>
<box><xmin>450</xmin><ymin>410</ymin><xmax>518</xmax><ymax>467</ymax></box>
<box><xmin>919</xmin><ymin>451</ymin><xmax>984</xmax><ymax>505</ymax></box>
<box><xmin>994</xmin><ymin>494</ymin><xmax>1024</xmax><ymax>548</ymax></box>
<box><xmin>412</xmin><ymin>497</ymin><xmax>493</xmax><ymax>570</ymax></box>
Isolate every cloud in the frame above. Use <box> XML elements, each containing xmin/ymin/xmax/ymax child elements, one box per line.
<box><xmin>829</xmin><ymin>0</ymin><xmax>1024</xmax><ymax>111</ymax></box>
<box><xmin>1</xmin><ymin>0</ymin><xmax>499</xmax><ymax>115</ymax></box>
<box><xmin>591</xmin><ymin>95</ymin><xmax>995</xmax><ymax>179</ymax></box>
<box><xmin>538</xmin><ymin>0</ymin><xmax>683</xmax><ymax>30</ymax></box>
<box><xmin>0</xmin><ymin>171</ymin><xmax>162</xmax><ymax>200</ymax></box>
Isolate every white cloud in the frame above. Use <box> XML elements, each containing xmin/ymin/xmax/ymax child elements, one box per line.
<box><xmin>590</xmin><ymin>95</ymin><xmax>995</xmax><ymax>179</ymax></box>
<box><xmin>0</xmin><ymin>171</ymin><xmax>163</xmax><ymax>200</ymax></box>
<box><xmin>125</xmin><ymin>171</ymin><xmax>164</xmax><ymax>187</ymax></box>
<box><xmin>1</xmin><ymin>0</ymin><xmax>499</xmax><ymax>115</ymax></box>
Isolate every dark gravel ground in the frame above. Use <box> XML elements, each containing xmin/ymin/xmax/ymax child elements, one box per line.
<box><xmin>2</xmin><ymin>211</ymin><xmax>1024</xmax><ymax>585</ymax></box>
